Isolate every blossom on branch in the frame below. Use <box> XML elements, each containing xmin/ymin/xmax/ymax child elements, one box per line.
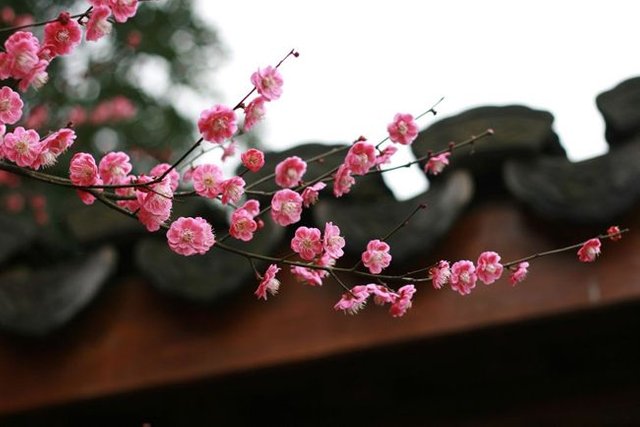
<box><xmin>243</xmin><ymin>96</ymin><xmax>267</xmax><ymax>131</ymax></box>
<box><xmin>509</xmin><ymin>262</ymin><xmax>529</xmax><ymax>286</ymax></box>
<box><xmin>476</xmin><ymin>251</ymin><xmax>504</xmax><ymax>285</ymax></box>
<box><xmin>230</xmin><ymin>208</ymin><xmax>258</xmax><ymax>242</ymax></box>
<box><xmin>43</xmin><ymin>12</ymin><xmax>82</xmax><ymax>57</ymax></box>
<box><xmin>198</xmin><ymin>104</ymin><xmax>237</xmax><ymax>144</ymax></box>
<box><xmin>361</xmin><ymin>239</ymin><xmax>392</xmax><ymax>274</ymax></box>
<box><xmin>275</xmin><ymin>156</ymin><xmax>307</xmax><ymax>188</ymax></box>
<box><xmin>0</xmin><ymin>86</ymin><xmax>23</xmax><ymax>125</ymax></box>
<box><xmin>69</xmin><ymin>152</ymin><xmax>102</xmax><ymax>205</ymax></box>
<box><xmin>255</xmin><ymin>264</ymin><xmax>282</xmax><ymax>300</ymax></box>
<box><xmin>607</xmin><ymin>225</ymin><xmax>623</xmax><ymax>242</ymax></box>
<box><xmin>450</xmin><ymin>260</ymin><xmax>477</xmax><ymax>295</ymax></box>
<box><xmin>334</xmin><ymin>285</ymin><xmax>370</xmax><ymax>315</ymax></box>
<box><xmin>302</xmin><ymin>182</ymin><xmax>326</xmax><ymax>208</ymax></box>
<box><xmin>241</xmin><ymin>148</ymin><xmax>265</xmax><ymax>172</ymax></box>
<box><xmin>375</xmin><ymin>145</ymin><xmax>398</xmax><ymax>167</ymax></box>
<box><xmin>220</xmin><ymin>176</ymin><xmax>245</xmax><ymax>205</ymax></box>
<box><xmin>149</xmin><ymin>163</ymin><xmax>180</xmax><ymax>192</ymax></box>
<box><xmin>323</xmin><ymin>222</ymin><xmax>345</xmax><ymax>260</ymax></box>
<box><xmin>333</xmin><ymin>164</ymin><xmax>354</xmax><ymax>197</ymax></box>
<box><xmin>424</xmin><ymin>152</ymin><xmax>450</xmax><ymax>176</ymax></box>
<box><xmin>192</xmin><ymin>163</ymin><xmax>224</xmax><ymax>199</ymax></box>
<box><xmin>345</xmin><ymin>141</ymin><xmax>376</xmax><ymax>176</ymax></box>
<box><xmin>577</xmin><ymin>238</ymin><xmax>601</xmax><ymax>263</ymax></box>
<box><xmin>366</xmin><ymin>284</ymin><xmax>397</xmax><ymax>305</ymax></box>
<box><xmin>387</xmin><ymin>113</ymin><xmax>418</xmax><ymax>145</ymax></box>
<box><xmin>166</xmin><ymin>216</ymin><xmax>215</xmax><ymax>256</ymax></box>
<box><xmin>270</xmin><ymin>189</ymin><xmax>303</xmax><ymax>226</ymax></box>
<box><xmin>430</xmin><ymin>260</ymin><xmax>451</xmax><ymax>290</ymax></box>
<box><xmin>291</xmin><ymin>226</ymin><xmax>323</xmax><ymax>261</ymax></box>
<box><xmin>98</xmin><ymin>151</ymin><xmax>132</xmax><ymax>184</ymax></box>
<box><xmin>3</xmin><ymin>126</ymin><xmax>40</xmax><ymax>168</ymax></box>
<box><xmin>250</xmin><ymin>66</ymin><xmax>283</xmax><ymax>101</ymax></box>
<box><xmin>389</xmin><ymin>284</ymin><xmax>416</xmax><ymax>317</ymax></box>
<box><xmin>291</xmin><ymin>266</ymin><xmax>325</xmax><ymax>286</ymax></box>
<box><xmin>85</xmin><ymin>6</ymin><xmax>113</xmax><ymax>42</ymax></box>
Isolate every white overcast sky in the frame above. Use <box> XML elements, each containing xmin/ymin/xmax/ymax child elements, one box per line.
<box><xmin>191</xmin><ymin>1</ymin><xmax>638</xmax><ymax>198</ymax></box>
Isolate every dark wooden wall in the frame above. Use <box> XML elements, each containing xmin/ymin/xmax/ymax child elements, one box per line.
<box><xmin>2</xmin><ymin>199</ymin><xmax>639</xmax><ymax>425</ymax></box>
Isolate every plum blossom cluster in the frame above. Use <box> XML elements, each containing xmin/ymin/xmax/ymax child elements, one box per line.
<box><xmin>288</xmin><ymin>222</ymin><xmax>346</xmax><ymax>287</ymax></box>
<box><xmin>0</xmin><ymin>2</ymin><xmax>138</xmax><ymax>92</ymax></box>
<box><xmin>334</xmin><ymin>283</ymin><xmax>416</xmax><ymax>317</ymax></box>
<box><xmin>427</xmin><ymin>227</ymin><xmax>625</xmax><ymax>297</ymax></box>
<box><xmin>0</xmin><ymin>86</ymin><xmax>76</xmax><ymax>168</ymax></box>
<box><xmin>0</xmin><ymin>5</ymin><xmax>630</xmax><ymax>322</ymax></box>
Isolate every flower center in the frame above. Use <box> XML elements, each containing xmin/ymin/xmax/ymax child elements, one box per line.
<box><xmin>181</xmin><ymin>229</ymin><xmax>194</xmax><ymax>243</ymax></box>
<box><xmin>56</xmin><ymin>29</ymin><xmax>70</xmax><ymax>43</ymax></box>
<box><xmin>15</xmin><ymin>138</ymin><xmax>30</xmax><ymax>155</ymax></box>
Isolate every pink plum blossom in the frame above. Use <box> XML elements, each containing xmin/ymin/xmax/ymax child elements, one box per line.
<box><xmin>476</xmin><ymin>251</ymin><xmax>504</xmax><ymax>285</ymax></box>
<box><xmin>230</xmin><ymin>208</ymin><xmax>258</xmax><ymax>242</ymax></box>
<box><xmin>2</xmin><ymin>126</ymin><xmax>40</xmax><ymax>167</ymax></box>
<box><xmin>137</xmin><ymin>204</ymin><xmax>170</xmax><ymax>232</ymax></box>
<box><xmin>291</xmin><ymin>266</ymin><xmax>325</xmax><ymax>287</ymax></box>
<box><xmin>166</xmin><ymin>216</ymin><xmax>215</xmax><ymax>256</ymax></box>
<box><xmin>291</xmin><ymin>226</ymin><xmax>323</xmax><ymax>261</ymax></box>
<box><xmin>387</xmin><ymin>113</ymin><xmax>418</xmax><ymax>145</ymax></box>
<box><xmin>192</xmin><ymin>163</ymin><xmax>224</xmax><ymax>199</ymax></box>
<box><xmin>220</xmin><ymin>176</ymin><xmax>245</xmax><ymax>205</ymax></box>
<box><xmin>17</xmin><ymin>59</ymin><xmax>49</xmax><ymax>92</ymax></box>
<box><xmin>345</xmin><ymin>141</ymin><xmax>376</xmax><ymax>176</ymax></box>
<box><xmin>250</xmin><ymin>66</ymin><xmax>283</xmax><ymax>101</ymax></box>
<box><xmin>375</xmin><ymin>145</ymin><xmax>398</xmax><ymax>167</ymax></box>
<box><xmin>577</xmin><ymin>238</ymin><xmax>601</xmax><ymax>263</ymax></box>
<box><xmin>509</xmin><ymin>262</ymin><xmax>529</xmax><ymax>286</ymax></box>
<box><xmin>109</xmin><ymin>0</ymin><xmax>139</xmax><ymax>23</ymax></box>
<box><xmin>33</xmin><ymin>128</ymin><xmax>76</xmax><ymax>169</ymax></box>
<box><xmin>149</xmin><ymin>163</ymin><xmax>180</xmax><ymax>192</ymax></box>
<box><xmin>450</xmin><ymin>260</ymin><xmax>477</xmax><ymax>296</ymax></box>
<box><xmin>299</xmin><ymin>182</ymin><xmax>324</xmax><ymax>207</ymax></box>
<box><xmin>241</xmin><ymin>148</ymin><xmax>265</xmax><ymax>172</ymax></box>
<box><xmin>389</xmin><ymin>284</ymin><xmax>416</xmax><ymax>318</ymax></box>
<box><xmin>41</xmin><ymin>128</ymin><xmax>75</xmax><ymax>155</ymax></box>
<box><xmin>43</xmin><ymin>12</ymin><xmax>82</xmax><ymax>56</ymax></box>
<box><xmin>69</xmin><ymin>153</ymin><xmax>100</xmax><ymax>186</ymax></box>
<box><xmin>99</xmin><ymin>151</ymin><xmax>132</xmax><ymax>184</ymax></box>
<box><xmin>115</xmin><ymin>176</ymin><xmax>139</xmax><ymax>211</ymax></box>
<box><xmin>255</xmin><ymin>264</ymin><xmax>281</xmax><ymax>300</ymax></box>
<box><xmin>361</xmin><ymin>239</ymin><xmax>392</xmax><ymax>274</ymax></box>
<box><xmin>133</xmin><ymin>176</ymin><xmax>172</xmax><ymax>231</ymax></box>
<box><xmin>270</xmin><ymin>189</ymin><xmax>303</xmax><ymax>226</ymax></box>
<box><xmin>197</xmin><ymin>104</ymin><xmax>237</xmax><ymax>144</ymax></box>
<box><xmin>334</xmin><ymin>285</ymin><xmax>370</xmax><ymax>315</ymax></box>
<box><xmin>86</xmin><ymin>6</ymin><xmax>112</xmax><ymax>42</ymax></box>
<box><xmin>424</xmin><ymin>152</ymin><xmax>450</xmax><ymax>175</ymax></box>
<box><xmin>0</xmin><ymin>86</ymin><xmax>23</xmax><ymax>124</ymax></box>
<box><xmin>366</xmin><ymin>284</ymin><xmax>398</xmax><ymax>305</ymax></box>
<box><xmin>241</xmin><ymin>199</ymin><xmax>260</xmax><ymax>217</ymax></box>
<box><xmin>221</xmin><ymin>140</ymin><xmax>237</xmax><ymax>162</ymax></box>
<box><xmin>1</xmin><ymin>31</ymin><xmax>40</xmax><ymax>80</ymax></box>
<box><xmin>607</xmin><ymin>225</ymin><xmax>623</xmax><ymax>241</ymax></box>
<box><xmin>275</xmin><ymin>156</ymin><xmax>307</xmax><ymax>188</ymax></box>
<box><xmin>136</xmin><ymin>179</ymin><xmax>173</xmax><ymax>218</ymax></box>
<box><xmin>69</xmin><ymin>152</ymin><xmax>102</xmax><ymax>205</ymax></box>
<box><xmin>333</xmin><ymin>164</ymin><xmax>355</xmax><ymax>198</ymax></box>
<box><xmin>430</xmin><ymin>260</ymin><xmax>451</xmax><ymax>290</ymax></box>
<box><xmin>323</xmin><ymin>221</ymin><xmax>345</xmax><ymax>260</ymax></box>
<box><xmin>243</xmin><ymin>96</ymin><xmax>267</xmax><ymax>131</ymax></box>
